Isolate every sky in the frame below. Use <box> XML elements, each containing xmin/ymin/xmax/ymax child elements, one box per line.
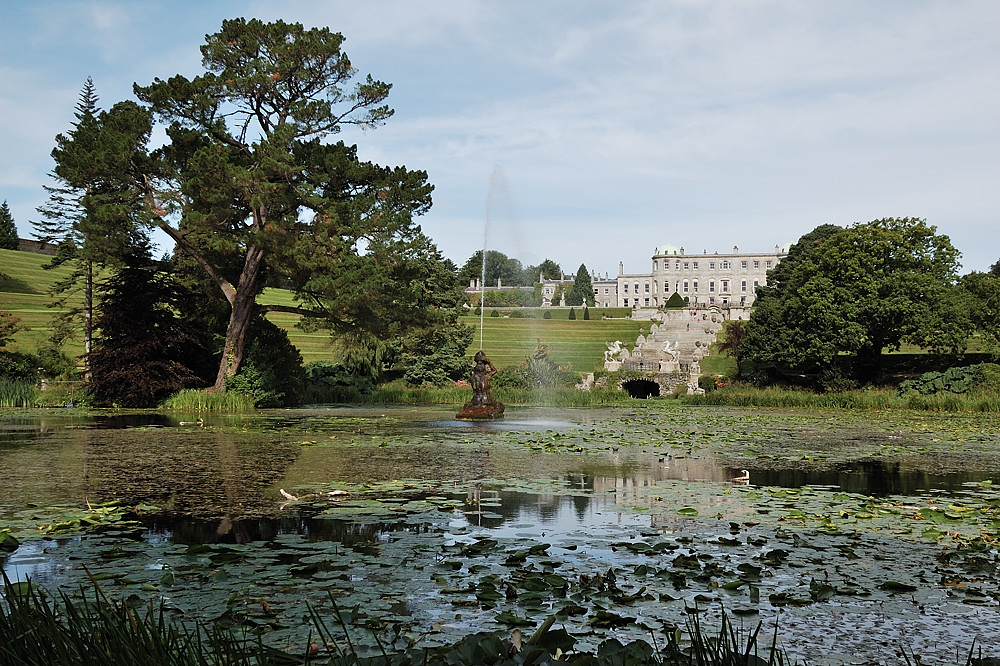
<box><xmin>2</xmin><ymin>1</ymin><xmax>999</xmax><ymax>276</ymax></box>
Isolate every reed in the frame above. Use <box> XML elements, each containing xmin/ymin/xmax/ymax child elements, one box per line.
<box><xmin>160</xmin><ymin>389</ymin><xmax>257</xmax><ymax>413</ymax></box>
<box><xmin>687</xmin><ymin>385</ymin><xmax>1000</xmax><ymax>412</ymax></box>
<box><xmin>0</xmin><ymin>378</ymin><xmax>37</xmax><ymax>408</ymax></box>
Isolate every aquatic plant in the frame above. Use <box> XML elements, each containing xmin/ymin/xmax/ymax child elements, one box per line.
<box><xmin>0</xmin><ymin>572</ymin><xmax>793</xmax><ymax>666</ymax></box>
<box><xmin>160</xmin><ymin>389</ymin><xmax>257</xmax><ymax>413</ymax></box>
<box><xmin>0</xmin><ymin>377</ymin><xmax>36</xmax><ymax>407</ymax></box>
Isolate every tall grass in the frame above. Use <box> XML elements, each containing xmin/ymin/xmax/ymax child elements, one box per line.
<box><xmin>160</xmin><ymin>389</ymin><xmax>257</xmax><ymax>413</ymax></box>
<box><xmin>0</xmin><ymin>378</ymin><xmax>37</xmax><ymax>408</ymax></box>
<box><xmin>687</xmin><ymin>385</ymin><xmax>1000</xmax><ymax>412</ymax></box>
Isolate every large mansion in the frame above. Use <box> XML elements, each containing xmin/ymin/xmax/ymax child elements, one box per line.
<box><xmin>541</xmin><ymin>243</ymin><xmax>790</xmax><ymax>309</ymax></box>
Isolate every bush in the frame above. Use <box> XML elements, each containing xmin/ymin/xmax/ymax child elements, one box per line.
<box><xmin>818</xmin><ymin>365</ymin><xmax>858</xmax><ymax>393</ymax></box>
<box><xmin>897</xmin><ymin>363</ymin><xmax>1000</xmax><ymax>396</ymax></box>
<box><xmin>568</xmin><ymin>307</ymin><xmax>577</xmax><ymax>320</ymax></box>
<box><xmin>401</xmin><ymin>323</ymin><xmax>474</xmax><ymax>386</ymax></box>
<box><xmin>664</xmin><ymin>292</ymin><xmax>686</xmax><ymax>308</ymax></box>
<box><xmin>227</xmin><ymin>318</ymin><xmax>305</xmax><ymax>407</ymax></box>
<box><xmin>305</xmin><ymin>360</ymin><xmax>375</xmax><ymax>394</ymax></box>
<box><xmin>0</xmin><ymin>351</ymin><xmax>39</xmax><ymax>382</ymax></box>
<box><xmin>543</xmin><ymin>310</ymin><xmax>552</xmax><ymax>319</ymax></box>
<box><xmin>698</xmin><ymin>375</ymin><xmax>718</xmax><ymax>393</ymax></box>
<box><xmin>492</xmin><ymin>365</ymin><xmax>531</xmax><ymax>390</ymax></box>
<box><xmin>583</xmin><ymin>306</ymin><xmax>590</xmax><ymax>320</ymax></box>
<box><xmin>490</xmin><ymin>309</ymin><xmax>500</xmax><ymax>318</ymax></box>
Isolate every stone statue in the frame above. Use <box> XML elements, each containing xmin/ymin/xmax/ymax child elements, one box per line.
<box><xmin>457</xmin><ymin>351</ymin><xmax>505</xmax><ymax>420</ymax></box>
<box><xmin>604</xmin><ymin>340</ymin><xmax>623</xmax><ymax>363</ymax></box>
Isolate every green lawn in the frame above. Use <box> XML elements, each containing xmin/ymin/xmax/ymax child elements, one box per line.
<box><xmin>2</xmin><ymin>250</ymin><xmax>650</xmax><ymax>373</ymax></box>
<box><xmin>460</xmin><ymin>313</ymin><xmax>644</xmax><ymax>371</ymax></box>
<box><xmin>0</xmin><ymin>248</ymin><xmax>82</xmax><ymax>354</ymax></box>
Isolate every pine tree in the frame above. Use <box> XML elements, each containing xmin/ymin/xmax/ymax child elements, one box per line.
<box><xmin>0</xmin><ymin>201</ymin><xmax>18</xmax><ymax>250</ymax></box>
<box><xmin>34</xmin><ymin>77</ymin><xmax>145</xmax><ymax>378</ymax></box>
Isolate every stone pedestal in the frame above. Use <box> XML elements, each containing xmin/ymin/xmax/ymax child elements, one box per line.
<box><xmin>456</xmin><ymin>402</ymin><xmax>505</xmax><ymax>421</ymax></box>
<box><xmin>604</xmin><ymin>360</ymin><xmax>621</xmax><ymax>372</ymax></box>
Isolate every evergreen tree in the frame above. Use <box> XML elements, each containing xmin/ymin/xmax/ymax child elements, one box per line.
<box><xmin>566</xmin><ymin>263</ymin><xmax>595</xmax><ymax>306</ymax></box>
<box><xmin>0</xmin><ymin>201</ymin><xmax>18</xmax><ymax>250</ymax></box>
<box><xmin>34</xmin><ymin>78</ymin><xmax>146</xmax><ymax>378</ymax></box>
<box><xmin>131</xmin><ymin>19</ymin><xmax>460</xmax><ymax>390</ymax></box>
<box><xmin>88</xmin><ymin>239</ymin><xmax>214</xmax><ymax>407</ymax></box>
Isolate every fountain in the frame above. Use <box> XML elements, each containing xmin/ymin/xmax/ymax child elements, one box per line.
<box><xmin>456</xmin><ymin>350</ymin><xmax>505</xmax><ymax>421</ymax></box>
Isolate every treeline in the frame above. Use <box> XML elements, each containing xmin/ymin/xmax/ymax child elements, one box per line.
<box><xmin>730</xmin><ymin>217</ymin><xmax>1000</xmax><ymax>390</ymax></box>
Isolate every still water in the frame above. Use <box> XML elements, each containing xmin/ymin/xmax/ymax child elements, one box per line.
<box><xmin>3</xmin><ymin>404</ymin><xmax>1000</xmax><ymax>664</ymax></box>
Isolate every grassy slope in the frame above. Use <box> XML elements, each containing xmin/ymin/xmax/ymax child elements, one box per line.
<box><xmin>2</xmin><ymin>255</ymin><xmax>645</xmax><ymax>372</ymax></box>
<box><xmin>461</xmin><ymin>313</ymin><xmax>644</xmax><ymax>371</ymax></box>
<box><xmin>0</xmin><ymin>248</ymin><xmax>80</xmax><ymax>353</ymax></box>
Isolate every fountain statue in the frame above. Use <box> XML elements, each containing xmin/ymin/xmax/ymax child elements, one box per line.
<box><xmin>456</xmin><ymin>350</ymin><xmax>505</xmax><ymax>421</ymax></box>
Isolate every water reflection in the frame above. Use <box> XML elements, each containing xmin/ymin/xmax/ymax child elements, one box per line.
<box><xmin>746</xmin><ymin>460</ymin><xmax>993</xmax><ymax>496</ymax></box>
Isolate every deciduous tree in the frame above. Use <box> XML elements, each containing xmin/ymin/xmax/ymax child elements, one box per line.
<box><xmin>741</xmin><ymin>218</ymin><xmax>968</xmax><ymax>382</ymax></box>
<box><xmin>961</xmin><ymin>259</ymin><xmax>1000</xmax><ymax>357</ymax></box>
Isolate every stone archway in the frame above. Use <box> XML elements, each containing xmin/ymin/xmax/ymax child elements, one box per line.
<box><xmin>621</xmin><ymin>378</ymin><xmax>661</xmax><ymax>399</ymax></box>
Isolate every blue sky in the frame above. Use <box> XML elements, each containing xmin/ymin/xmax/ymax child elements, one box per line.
<box><xmin>2</xmin><ymin>1</ymin><xmax>999</xmax><ymax>275</ymax></box>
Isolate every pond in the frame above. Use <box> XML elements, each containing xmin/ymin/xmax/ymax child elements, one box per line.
<box><xmin>2</xmin><ymin>404</ymin><xmax>1000</xmax><ymax>664</ymax></box>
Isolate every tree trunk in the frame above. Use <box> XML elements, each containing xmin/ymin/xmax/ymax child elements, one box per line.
<box><xmin>84</xmin><ymin>260</ymin><xmax>93</xmax><ymax>381</ymax></box>
<box><xmin>213</xmin><ymin>245</ymin><xmax>265</xmax><ymax>391</ymax></box>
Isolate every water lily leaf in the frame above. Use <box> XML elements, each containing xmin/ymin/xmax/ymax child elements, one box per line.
<box><xmin>677</xmin><ymin>507</ymin><xmax>699</xmax><ymax>516</ymax></box>
<box><xmin>809</xmin><ymin>579</ymin><xmax>836</xmax><ymax>601</ymax></box>
<box><xmin>495</xmin><ymin>611</ymin><xmax>534</xmax><ymax>627</ymax></box>
<box><xmin>879</xmin><ymin>580</ymin><xmax>918</xmax><ymax>593</ymax></box>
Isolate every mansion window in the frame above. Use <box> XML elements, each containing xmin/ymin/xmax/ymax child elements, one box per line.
<box><xmin>683</xmin><ymin>281</ymin><xmax>689</xmax><ymax>293</ymax></box>
<box><xmin>741</xmin><ymin>261</ymin><xmax>747</xmax><ymax>269</ymax></box>
<box><xmin>644</xmin><ymin>283</ymin><xmax>650</xmax><ymax>293</ymax></box>
<box><xmin>693</xmin><ymin>261</ymin><xmax>699</xmax><ymax>269</ymax></box>
<box><xmin>709</xmin><ymin>281</ymin><xmax>715</xmax><ymax>293</ymax></box>
<box><xmin>722</xmin><ymin>280</ymin><xmax>729</xmax><ymax>292</ymax></box>
<box><xmin>623</xmin><ymin>283</ymin><xmax>629</xmax><ymax>293</ymax></box>
<box><xmin>753</xmin><ymin>260</ymin><xmax>760</xmax><ymax>269</ymax></box>
<box><xmin>766</xmin><ymin>261</ymin><xmax>772</xmax><ymax>269</ymax></box>
<box><xmin>721</xmin><ymin>261</ymin><xmax>730</xmax><ymax>269</ymax></box>
<box><xmin>644</xmin><ymin>298</ymin><xmax>650</xmax><ymax>306</ymax></box>
<box><xmin>693</xmin><ymin>281</ymin><xmax>699</xmax><ymax>292</ymax></box>
<box><xmin>683</xmin><ymin>262</ymin><xmax>689</xmax><ymax>270</ymax></box>
<box><xmin>741</xmin><ymin>280</ymin><xmax>747</xmax><ymax>292</ymax></box>
<box><xmin>709</xmin><ymin>262</ymin><xmax>715</xmax><ymax>269</ymax></box>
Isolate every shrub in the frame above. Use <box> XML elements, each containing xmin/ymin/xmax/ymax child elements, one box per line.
<box><xmin>490</xmin><ymin>309</ymin><xmax>500</xmax><ymax>318</ymax></box>
<box><xmin>897</xmin><ymin>363</ymin><xmax>999</xmax><ymax>396</ymax></box>
<box><xmin>227</xmin><ymin>318</ymin><xmax>305</xmax><ymax>407</ymax></box>
<box><xmin>543</xmin><ymin>310</ymin><xmax>552</xmax><ymax>319</ymax></box>
<box><xmin>492</xmin><ymin>365</ymin><xmax>531</xmax><ymax>390</ymax></box>
<box><xmin>583</xmin><ymin>306</ymin><xmax>590</xmax><ymax>320</ymax></box>
<box><xmin>664</xmin><ymin>292</ymin><xmax>686</xmax><ymax>308</ymax></box>
<box><xmin>0</xmin><ymin>351</ymin><xmax>39</xmax><ymax>382</ymax></box>
<box><xmin>401</xmin><ymin>323</ymin><xmax>474</xmax><ymax>386</ymax></box>
<box><xmin>568</xmin><ymin>307</ymin><xmax>576</xmax><ymax>320</ymax></box>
